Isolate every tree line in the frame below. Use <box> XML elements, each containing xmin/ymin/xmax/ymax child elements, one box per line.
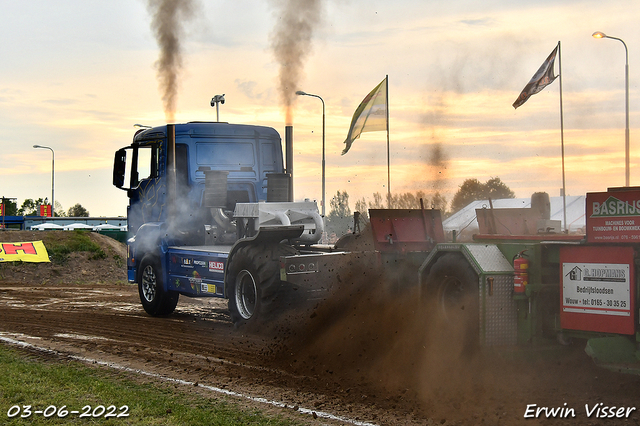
<box><xmin>1</xmin><ymin>198</ymin><xmax>90</xmax><ymax>217</ymax></box>
<box><xmin>3</xmin><ymin>177</ymin><xmax>514</xmax><ymax>231</ymax></box>
<box><xmin>325</xmin><ymin>177</ymin><xmax>515</xmax><ymax>237</ymax></box>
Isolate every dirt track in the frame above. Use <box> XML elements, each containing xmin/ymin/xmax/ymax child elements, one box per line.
<box><xmin>2</xmin><ymin>282</ymin><xmax>640</xmax><ymax>425</ymax></box>
<box><xmin>2</xmin><ymin>233</ymin><xmax>640</xmax><ymax>424</ymax></box>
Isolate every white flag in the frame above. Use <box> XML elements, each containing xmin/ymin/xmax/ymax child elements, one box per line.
<box><xmin>342</xmin><ymin>77</ymin><xmax>388</xmax><ymax>155</ymax></box>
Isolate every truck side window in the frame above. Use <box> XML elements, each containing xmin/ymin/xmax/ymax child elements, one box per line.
<box><xmin>137</xmin><ymin>147</ymin><xmax>153</xmax><ymax>182</ymax></box>
<box><xmin>261</xmin><ymin>143</ymin><xmax>275</xmax><ymax>166</ymax></box>
<box><xmin>175</xmin><ymin>144</ymin><xmax>189</xmax><ymax>190</ymax></box>
<box><xmin>131</xmin><ymin>145</ymin><xmax>158</xmax><ymax>188</ymax></box>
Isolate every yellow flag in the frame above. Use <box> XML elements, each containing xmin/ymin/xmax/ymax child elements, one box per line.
<box><xmin>342</xmin><ymin>77</ymin><xmax>388</xmax><ymax>155</ymax></box>
<box><xmin>0</xmin><ymin>241</ymin><xmax>50</xmax><ymax>262</ymax></box>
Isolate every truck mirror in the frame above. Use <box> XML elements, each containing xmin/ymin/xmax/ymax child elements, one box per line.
<box><xmin>113</xmin><ymin>148</ymin><xmax>127</xmax><ymax>189</ymax></box>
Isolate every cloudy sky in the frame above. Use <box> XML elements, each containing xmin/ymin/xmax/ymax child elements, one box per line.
<box><xmin>0</xmin><ymin>0</ymin><xmax>638</xmax><ymax>217</ymax></box>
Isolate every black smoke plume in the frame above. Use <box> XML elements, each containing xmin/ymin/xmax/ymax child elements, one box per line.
<box><xmin>147</xmin><ymin>0</ymin><xmax>197</xmax><ymax>123</ymax></box>
<box><xmin>269</xmin><ymin>0</ymin><xmax>322</xmax><ymax>125</ymax></box>
<box><xmin>424</xmin><ymin>94</ymin><xmax>449</xmax><ymax>193</ymax></box>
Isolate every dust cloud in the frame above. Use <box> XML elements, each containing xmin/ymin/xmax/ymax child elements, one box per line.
<box><xmin>269</xmin><ymin>0</ymin><xmax>323</xmax><ymax>125</ymax></box>
<box><xmin>272</xmin><ymin>253</ymin><xmax>514</xmax><ymax>423</ymax></box>
<box><xmin>147</xmin><ymin>0</ymin><xmax>198</xmax><ymax>123</ymax></box>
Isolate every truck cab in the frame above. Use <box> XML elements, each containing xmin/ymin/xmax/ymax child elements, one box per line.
<box><xmin>113</xmin><ymin>122</ymin><xmax>285</xmax><ymax>238</ymax></box>
<box><xmin>112</xmin><ymin>122</ymin><xmax>298</xmax><ymax>315</ymax></box>
<box><xmin>113</xmin><ymin>120</ymin><xmax>326</xmax><ymax>324</ymax></box>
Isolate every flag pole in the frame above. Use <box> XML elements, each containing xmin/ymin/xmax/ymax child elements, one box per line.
<box><xmin>558</xmin><ymin>41</ymin><xmax>568</xmax><ymax>232</ymax></box>
<box><xmin>386</xmin><ymin>74</ymin><xmax>391</xmax><ymax>208</ymax></box>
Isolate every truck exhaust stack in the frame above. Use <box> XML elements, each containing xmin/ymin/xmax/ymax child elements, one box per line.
<box><xmin>166</xmin><ymin>123</ymin><xmax>177</xmax><ymax>225</ymax></box>
<box><xmin>285</xmin><ymin>125</ymin><xmax>293</xmax><ymax>202</ymax></box>
<box><xmin>264</xmin><ymin>125</ymin><xmax>293</xmax><ymax>202</ymax></box>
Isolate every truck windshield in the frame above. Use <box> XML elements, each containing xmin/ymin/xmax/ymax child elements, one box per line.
<box><xmin>195</xmin><ymin>142</ymin><xmax>254</xmax><ymax>167</ymax></box>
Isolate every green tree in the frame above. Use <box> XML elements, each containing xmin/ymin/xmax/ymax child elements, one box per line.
<box><xmin>354</xmin><ymin>197</ymin><xmax>369</xmax><ymax>220</ymax></box>
<box><xmin>329</xmin><ymin>190</ymin><xmax>351</xmax><ymax>217</ymax></box>
<box><xmin>68</xmin><ymin>203</ymin><xmax>90</xmax><ymax>217</ymax></box>
<box><xmin>430</xmin><ymin>191</ymin><xmax>448</xmax><ymax>215</ymax></box>
<box><xmin>326</xmin><ymin>190</ymin><xmax>352</xmax><ymax>238</ymax></box>
<box><xmin>484</xmin><ymin>176</ymin><xmax>515</xmax><ymax>198</ymax></box>
<box><xmin>388</xmin><ymin>191</ymin><xmax>428</xmax><ymax>209</ymax></box>
<box><xmin>355</xmin><ymin>190</ymin><xmax>449</xmax><ymax>218</ymax></box>
<box><xmin>18</xmin><ymin>198</ymin><xmax>46</xmax><ymax>216</ymax></box>
<box><xmin>1</xmin><ymin>199</ymin><xmax>17</xmax><ymax>216</ymax></box>
<box><xmin>54</xmin><ymin>201</ymin><xmax>66</xmax><ymax>217</ymax></box>
<box><xmin>369</xmin><ymin>192</ymin><xmax>385</xmax><ymax>209</ymax></box>
<box><xmin>450</xmin><ymin>177</ymin><xmax>515</xmax><ymax>214</ymax></box>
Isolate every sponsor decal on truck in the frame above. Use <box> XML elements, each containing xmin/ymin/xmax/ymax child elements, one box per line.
<box><xmin>209</xmin><ymin>261</ymin><xmax>224</xmax><ymax>272</ymax></box>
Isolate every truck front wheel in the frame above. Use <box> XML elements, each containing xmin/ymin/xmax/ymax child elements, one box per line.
<box><xmin>138</xmin><ymin>254</ymin><xmax>179</xmax><ymax>316</ymax></box>
<box><xmin>227</xmin><ymin>243</ymin><xmax>297</xmax><ymax>327</ymax></box>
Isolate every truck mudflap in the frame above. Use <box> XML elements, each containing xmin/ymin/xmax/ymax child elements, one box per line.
<box><xmin>280</xmin><ymin>250</ymin><xmax>379</xmax><ymax>302</ymax></box>
<box><xmin>419</xmin><ymin>243</ymin><xmax>518</xmax><ymax>346</ymax></box>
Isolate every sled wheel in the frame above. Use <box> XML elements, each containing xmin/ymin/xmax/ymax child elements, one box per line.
<box><xmin>424</xmin><ymin>253</ymin><xmax>479</xmax><ymax>352</ymax></box>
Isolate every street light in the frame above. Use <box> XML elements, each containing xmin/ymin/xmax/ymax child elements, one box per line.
<box><xmin>593</xmin><ymin>31</ymin><xmax>630</xmax><ymax>186</ymax></box>
<box><xmin>210</xmin><ymin>94</ymin><xmax>225</xmax><ymax>122</ymax></box>
<box><xmin>296</xmin><ymin>90</ymin><xmax>326</xmax><ymax>219</ymax></box>
<box><xmin>33</xmin><ymin>145</ymin><xmax>54</xmax><ymax>217</ymax></box>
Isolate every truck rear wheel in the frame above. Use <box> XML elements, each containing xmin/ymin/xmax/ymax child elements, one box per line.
<box><xmin>138</xmin><ymin>254</ymin><xmax>179</xmax><ymax>316</ymax></box>
<box><xmin>227</xmin><ymin>243</ymin><xmax>297</xmax><ymax>327</ymax></box>
<box><xmin>423</xmin><ymin>253</ymin><xmax>479</xmax><ymax>352</ymax></box>
<box><xmin>234</xmin><ymin>270</ymin><xmax>259</xmax><ymax>321</ymax></box>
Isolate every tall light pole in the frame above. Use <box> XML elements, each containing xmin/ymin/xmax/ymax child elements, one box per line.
<box><xmin>296</xmin><ymin>90</ymin><xmax>325</xmax><ymax>218</ymax></box>
<box><xmin>210</xmin><ymin>94</ymin><xmax>225</xmax><ymax>122</ymax></box>
<box><xmin>33</xmin><ymin>145</ymin><xmax>54</xmax><ymax>216</ymax></box>
<box><xmin>593</xmin><ymin>31</ymin><xmax>630</xmax><ymax>186</ymax></box>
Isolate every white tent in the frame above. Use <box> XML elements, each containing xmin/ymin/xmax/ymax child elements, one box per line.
<box><xmin>30</xmin><ymin>223</ymin><xmax>64</xmax><ymax>230</ymax></box>
<box><xmin>93</xmin><ymin>224</ymin><xmax>122</xmax><ymax>231</ymax></box>
<box><xmin>443</xmin><ymin>195</ymin><xmax>586</xmax><ymax>236</ymax></box>
<box><xmin>63</xmin><ymin>223</ymin><xmax>94</xmax><ymax>231</ymax></box>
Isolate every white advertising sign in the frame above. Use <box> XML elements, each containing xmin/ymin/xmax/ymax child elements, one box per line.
<box><xmin>562</xmin><ymin>262</ymin><xmax>631</xmax><ymax>317</ymax></box>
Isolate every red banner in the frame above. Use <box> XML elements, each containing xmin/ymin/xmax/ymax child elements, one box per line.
<box><xmin>39</xmin><ymin>204</ymin><xmax>52</xmax><ymax>217</ymax></box>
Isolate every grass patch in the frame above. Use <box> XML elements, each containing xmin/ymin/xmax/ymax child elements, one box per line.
<box><xmin>0</xmin><ymin>345</ymin><xmax>301</xmax><ymax>425</ymax></box>
<box><xmin>113</xmin><ymin>253</ymin><xmax>124</xmax><ymax>268</ymax></box>
<box><xmin>44</xmin><ymin>231</ymin><xmax>106</xmax><ymax>264</ymax></box>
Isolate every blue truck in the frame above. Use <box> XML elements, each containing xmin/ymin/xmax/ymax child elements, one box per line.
<box><xmin>113</xmin><ymin>122</ymin><xmax>331</xmax><ymax>326</ymax></box>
